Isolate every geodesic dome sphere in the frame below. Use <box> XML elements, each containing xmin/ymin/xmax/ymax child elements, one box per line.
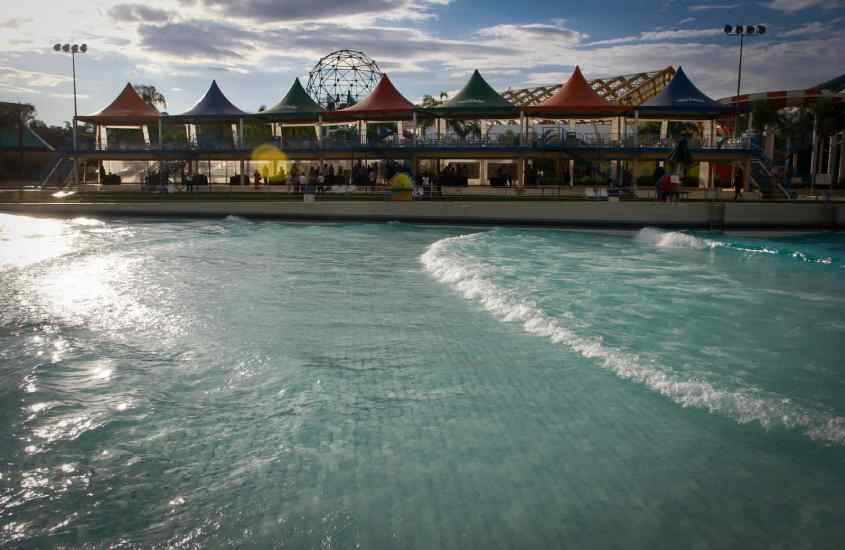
<box><xmin>305</xmin><ymin>50</ymin><xmax>382</xmax><ymax>110</ymax></box>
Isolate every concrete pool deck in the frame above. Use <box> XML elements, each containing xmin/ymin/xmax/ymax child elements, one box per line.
<box><xmin>1</xmin><ymin>197</ymin><xmax>842</xmax><ymax>229</ymax></box>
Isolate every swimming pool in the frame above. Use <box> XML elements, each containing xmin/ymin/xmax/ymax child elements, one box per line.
<box><xmin>2</xmin><ymin>214</ymin><xmax>844</xmax><ymax>548</ymax></box>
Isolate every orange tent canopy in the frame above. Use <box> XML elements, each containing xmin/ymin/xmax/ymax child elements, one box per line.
<box><xmin>78</xmin><ymin>83</ymin><xmax>160</xmax><ymax>123</ymax></box>
<box><xmin>526</xmin><ymin>66</ymin><xmax>625</xmax><ymax>116</ymax></box>
<box><xmin>331</xmin><ymin>74</ymin><xmax>415</xmax><ymax>119</ymax></box>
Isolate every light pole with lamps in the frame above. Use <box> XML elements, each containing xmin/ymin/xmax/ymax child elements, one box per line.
<box><xmin>53</xmin><ymin>42</ymin><xmax>87</xmax><ymax>186</ymax></box>
<box><xmin>723</xmin><ymin>25</ymin><xmax>766</xmax><ymax>138</ymax></box>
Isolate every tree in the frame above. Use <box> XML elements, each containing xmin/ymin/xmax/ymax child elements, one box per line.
<box><xmin>134</xmin><ymin>85</ymin><xmax>167</xmax><ymax>111</ymax></box>
<box><xmin>751</xmin><ymin>100</ymin><xmax>781</xmax><ymax>134</ymax></box>
<box><xmin>0</xmin><ymin>102</ymin><xmax>37</xmax><ymax>176</ymax></box>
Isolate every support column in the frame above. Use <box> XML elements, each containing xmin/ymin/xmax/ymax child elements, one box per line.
<box><xmin>239</xmin><ymin>118</ymin><xmax>246</xmax><ymax>186</ymax></box>
<box><xmin>763</xmin><ymin>125</ymin><xmax>775</xmax><ymax>159</ymax></box>
<box><xmin>316</xmin><ymin>115</ymin><xmax>323</xmax><ymax>147</ymax></box>
<box><xmin>632</xmin><ymin>158</ymin><xmax>641</xmax><ymax>191</ymax></box>
<box><xmin>412</xmin><ymin>111</ymin><xmax>418</xmax><ymax>146</ymax></box>
<box><xmin>698</xmin><ymin>161</ymin><xmax>709</xmax><ymax>188</ymax></box>
<box><xmin>634</xmin><ymin>110</ymin><xmax>640</xmax><ymax>148</ymax></box>
<box><xmin>479</xmin><ymin>159</ymin><xmax>488</xmax><ymax>186</ymax></box>
<box><xmin>619</xmin><ymin>116</ymin><xmax>626</xmax><ymax>146</ymax></box>
<box><xmin>516</xmin><ymin>158</ymin><xmax>525</xmax><ymax>188</ymax></box>
<box><xmin>610</xmin><ymin>117</ymin><xmax>620</xmax><ymax>146</ymax></box>
<box><xmin>810</xmin><ymin>112</ymin><xmax>819</xmax><ymax>191</ymax></box>
<box><xmin>569</xmin><ymin>159</ymin><xmax>575</xmax><ymax>187</ymax></box>
<box><xmin>828</xmin><ymin>134</ymin><xmax>837</xmax><ymax>180</ymax></box>
<box><xmin>838</xmin><ymin>131</ymin><xmax>845</xmax><ymax>185</ymax></box>
<box><xmin>520</xmin><ymin>110</ymin><xmax>526</xmax><ymax>144</ymax></box>
<box><xmin>743</xmin><ymin>158</ymin><xmax>752</xmax><ymax>192</ymax></box>
<box><xmin>660</xmin><ymin>120</ymin><xmax>669</xmax><ymax>143</ymax></box>
<box><xmin>158</xmin><ymin>119</ymin><xmax>164</xmax><ymax>187</ymax></box>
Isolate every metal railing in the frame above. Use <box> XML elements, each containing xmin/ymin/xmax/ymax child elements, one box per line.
<box><xmin>74</xmin><ymin>133</ymin><xmax>757</xmax><ymax>153</ymax></box>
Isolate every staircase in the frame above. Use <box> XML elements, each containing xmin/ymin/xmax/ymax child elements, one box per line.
<box><xmin>39</xmin><ymin>156</ymin><xmax>75</xmax><ymax>190</ymax></box>
<box><xmin>750</xmin><ymin>149</ymin><xmax>790</xmax><ymax>199</ymax></box>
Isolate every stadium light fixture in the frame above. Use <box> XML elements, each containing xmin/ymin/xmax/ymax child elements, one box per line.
<box><xmin>724</xmin><ymin>24</ymin><xmax>767</xmax><ymax>136</ymax></box>
<box><xmin>52</xmin><ymin>43</ymin><xmax>89</xmax><ymax>186</ymax></box>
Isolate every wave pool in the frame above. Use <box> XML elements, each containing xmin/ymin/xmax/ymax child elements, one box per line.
<box><xmin>2</xmin><ymin>213</ymin><xmax>845</xmax><ymax>548</ymax></box>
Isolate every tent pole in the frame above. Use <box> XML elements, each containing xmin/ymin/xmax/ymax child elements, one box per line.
<box><xmin>239</xmin><ymin>118</ymin><xmax>245</xmax><ymax>187</ymax></box>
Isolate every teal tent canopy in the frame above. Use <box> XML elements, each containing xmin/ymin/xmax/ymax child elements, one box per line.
<box><xmin>262</xmin><ymin>78</ymin><xmax>324</xmax><ymax>120</ymax></box>
<box><xmin>430</xmin><ymin>70</ymin><xmax>516</xmax><ymax>117</ymax></box>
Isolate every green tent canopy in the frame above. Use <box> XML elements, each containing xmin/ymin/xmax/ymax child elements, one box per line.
<box><xmin>261</xmin><ymin>78</ymin><xmax>325</xmax><ymax>120</ymax></box>
<box><xmin>431</xmin><ymin>70</ymin><xmax>517</xmax><ymax>117</ymax></box>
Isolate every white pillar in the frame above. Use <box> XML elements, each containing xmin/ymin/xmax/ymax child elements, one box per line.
<box><xmin>479</xmin><ymin>159</ymin><xmax>488</xmax><ymax>186</ymax></box>
<box><xmin>838</xmin><ymin>132</ymin><xmax>845</xmax><ymax>185</ymax></box>
<box><xmin>698</xmin><ymin>161</ymin><xmax>709</xmax><ymax>188</ymax></box>
<box><xmin>660</xmin><ymin>120</ymin><xmax>668</xmax><ymax>143</ymax></box>
<box><xmin>158</xmin><ymin>119</ymin><xmax>164</xmax><ymax>184</ymax></box>
<box><xmin>810</xmin><ymin>112</ymin><xmax>819</xmax><ymax>182</ymax></box>
<box><xmin>827</xmin><ymin>134</ymin><xmax>836</xmax><ymax>177</ymax></box>
<box><xmin>316</xmin><ymin>115</ymin><xmax>323</xmax><ymax>146</ymax></box>
<box><xmin>239</xmin><ymin>118</ymin><xmax>246</xmax><ymax>186</ymax></box>
<box><xmin>412</xmin><ymin>111</ymin><xmax>418</xmax><ymax>145</ymax></box>
<box><xmin>520</xmin><ymin>111</ymin><xmax>526</xmax><ymax>144</ymax></box>
<box><xmin>619</xmin><ymin>116</ymin><xmax>628</xmax><ymax>147</ymax></box>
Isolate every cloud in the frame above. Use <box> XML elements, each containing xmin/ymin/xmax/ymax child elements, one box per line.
<box><xmin>0</xmin><ymin>66</ymin><xmax>72</xmax><ymax>92</ymax></box>
<box><xmin>765</xmin><ymin>0</ymin><xmax>843</xmax><ymax>12</ymax></box>
<box><xmin>108</xmin><ymin>4</ymin><xmax>172</xmax><ymax>22</ymax></box>
<box><xmin>0</xmin><ymin>17</ymin><xmax>33</xmax><ymax>29</ymax></box>
<box><xmin>689</xmin><ymin>3</ymin><xmax>739</xmax><ymax>11</ymax></box>
<box><xmin>135</xmin><ymin>19</ymin><xmax>514</xmax><ymax>74</ymax></box>
<box><xmin>679</xmin><ymin>17</ymin><xmax>696</xmax><ymax>25</ymax></box>
<box><xmin>781</xmin><ymin>19</ymin><xmax>841</xmax><ymax>36</ymax></box>
<box><xmin>137</xmin><ymin>19</ymin><xmax>256</xmax><ymax>62</ymax></box>
<box><xmin>588</xmin><ymin>27</ymin><xmax>723</xmax><ymax>46</ymax></box>
<box><xmin>477</xmin><ymin>22</ymin><xmax>586</xmax><ymax>45</ymax></box>
<box><xmin>191</xmin><ymin>0</ymin><xmax>444</xmax><ymax>23</ymax></box>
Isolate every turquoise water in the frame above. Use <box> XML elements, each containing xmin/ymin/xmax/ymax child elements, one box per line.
<box><xmin>1</xmin><ymin>213</ymin><xmax>845</xmax><ymax>549</ymax></box>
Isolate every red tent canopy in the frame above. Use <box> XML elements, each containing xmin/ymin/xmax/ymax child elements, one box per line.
<box><xmin>78</xmin><ymin>83</ymin><xmax>160</xmax><ymax>123</ymax></box>
<box><xmin>526</xmin><ymin>66</ymin><xmax>625</xmax><ymax>116</ymax></box>
<box><xmin>332</xmin><ymin>74</ymin><xmax>415</xmax><ymax>119</ymax></box>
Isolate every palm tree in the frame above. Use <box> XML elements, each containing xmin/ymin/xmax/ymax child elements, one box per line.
<box><xmin>134</xmin><ymin>85</ymin><xmax>167</xmax><ymax>111</ymax></box>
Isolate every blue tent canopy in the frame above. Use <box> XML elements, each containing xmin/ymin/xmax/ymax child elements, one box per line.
<box><xmin>640</xmin><ymin>67</ymin><xmax>730</xmax><ymax>117</ymax></box>
<box><xmin>176</xmin><ymin>80</ymin><xmax>246</xmax><ymax>119</ymax></box>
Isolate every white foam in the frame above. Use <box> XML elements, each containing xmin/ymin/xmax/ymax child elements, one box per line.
<box><xmin>635</xmin><ymin>227</ymin><xmax>722</xmax><ymax>250</ymax></box>
<box><xmin>421</xmin><ymin>233</ymin><xmax>845</xmax><ymax>445</ymax></box>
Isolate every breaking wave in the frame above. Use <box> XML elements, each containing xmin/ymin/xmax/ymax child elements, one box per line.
<box><xmin>421</xmin><ymin>232</ymin><xmax>845</xmax><ymax>445</ymax></box>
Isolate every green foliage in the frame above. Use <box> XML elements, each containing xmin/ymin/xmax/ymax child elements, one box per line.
<box><xmin>134</xmin><ymin>85</ymin><xmax>167</xmax><ymax>111</ymax></box>
<box><xmin>751</xmin><ymin>100</ymin><xmax>780</xmax><ymax>132</ymax></box>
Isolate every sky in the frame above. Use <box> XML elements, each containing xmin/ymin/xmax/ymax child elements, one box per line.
<box><xmin>0</xmin><ymin>0</ymin><xmax>843</xmax><ymax>125</ymax></box>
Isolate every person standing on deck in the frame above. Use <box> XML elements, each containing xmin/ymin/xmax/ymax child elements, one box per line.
<box><xmin>734</xmin><ymin>166</ymin><xmax>744</xmax><ymax>200</ymax></box>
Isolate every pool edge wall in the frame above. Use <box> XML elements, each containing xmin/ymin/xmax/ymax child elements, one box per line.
<box><xmin>0</xmin><ymin>201</ymin><xmax>842</xmax><ymax>230</ymax></box>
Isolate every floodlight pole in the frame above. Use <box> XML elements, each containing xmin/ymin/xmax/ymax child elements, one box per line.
<box><xmin>54</xmin><ymin>43</ymin><xmax>87</xmax><ymax>187</ymax></box>
<box><xmin>71</xmin><ymin>49</ymin><xmax>79</xmax><ymax>187</ymax></box>
<box><xmin>735</xmin><ymin>32</ymin><xmax>743</xmax><ymax>112</ymax></box>
<box><xmin>724</xmin><ymin>25</ymin><xmax>766</xmax><ymax>139</ymax></box>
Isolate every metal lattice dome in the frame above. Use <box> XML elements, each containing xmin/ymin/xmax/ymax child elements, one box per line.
<box><xmin>306</xmin><ymin>50</ymin><xmax>382</xmax><ymax>111</ymax></box>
